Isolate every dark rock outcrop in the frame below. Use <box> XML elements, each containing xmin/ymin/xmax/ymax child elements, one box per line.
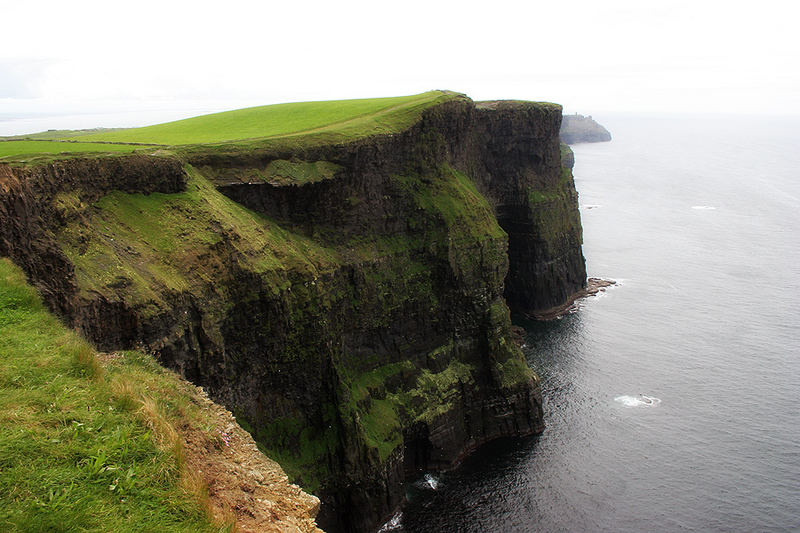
<box><xmin>0</xmin><ymin>95</ymin><xmax>586</xmax><ymax>533</ymax></box>
<box><xmin>560</xmin><ymin>113</ymin><xmax>612</xmax><ymax>144</ymax></box>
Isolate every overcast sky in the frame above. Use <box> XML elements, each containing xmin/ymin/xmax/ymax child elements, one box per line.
<box><xmin>1</xmin><ymin>0</ymin><xmax>798</xmax><ymax>134</ymax></box>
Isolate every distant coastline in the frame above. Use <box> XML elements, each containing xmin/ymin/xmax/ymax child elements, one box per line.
<box><xmin>561</xmin><ymin>114</ymin><xmax>612</xmax><ymax>144</ymax></box>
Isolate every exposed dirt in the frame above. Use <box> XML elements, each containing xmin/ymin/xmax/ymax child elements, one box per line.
<box><xmin>181</xmin><ymin>384</ymin><xmax>323</xmax><ymax>533</ymax></box>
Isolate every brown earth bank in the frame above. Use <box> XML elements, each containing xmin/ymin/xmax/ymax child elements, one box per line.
<box><xmin>181</xmin><ymin>384</ymin><xmax>322</xmax><ymax>533</ymax></box>
<box><xmin>0</xmin><ymin>94</ymin><xmax>586</xmax><ymax>533</ymax></box>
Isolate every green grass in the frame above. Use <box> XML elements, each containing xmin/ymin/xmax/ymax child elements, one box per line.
<box><xmin>345</xmin><ymin>362</ymin><xmax>413</xmax><ymax>461</ymax></box>
<box><xmin>0</xmin><ymin>258</ymin><xmax>226</xmax><ymax>532</ymax></box>
<box><xmin>262</xmin><ymin>159</ymin><xmax>342</xmax><ymax>185</ymax></box>
<box><xmin>57</xmin><ymin>166</ymin><xmax>338</xmax><ymax>314</ymax></box>
<box><xmin>68</xmin><ymin>91</ymin><xmax>460</xmax><ymax>145</ymax></box>
<box><xmin>1</xmin><ymin>128</ymin><xmax>123</xmax><ymax>141</ymax></box>
<box><xmin>395</xmin><ymin>164</ymin><xmax>506</xmax><ymax>241</ymax></box>
<box><xmin>0</xmin><ymin>141</ymin><xmax>147</xmax><ymax>159</ymax></box>
<box><xmin>0</xmin><ymin>91</ymin><xmax>461</xmax><ymax>160</ymax></box>
<box><xmin>397</xmin><ymin>359</ymin><xmax>476</xmax><ymax>423</ymax></box>
<box><xmin>560</xmin><ymin>142</ymin><xmax>573</xmax><ymax>160</ymax></box>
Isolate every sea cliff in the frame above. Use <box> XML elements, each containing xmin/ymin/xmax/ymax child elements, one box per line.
<box><xmin>0</xmin><ymin>93</ymin><xmax>586</xmax><ymax>532</ymax></box>
<box><xmin>560</xmin><ymin>113</ymin><xmax>612</xmax><ymax>144</ymax></box>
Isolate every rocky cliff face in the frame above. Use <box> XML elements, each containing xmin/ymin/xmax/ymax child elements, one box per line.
<box><xmin>560</xmin><ymin>113</ymin><xmax>612</xmax><ymax>144</ymax></box>
<box><xmin>0</xmin><ymin>96</ymin><xmax>586</xmax><ymax>533</ymax></box>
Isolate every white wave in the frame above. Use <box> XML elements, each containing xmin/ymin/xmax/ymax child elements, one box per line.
<box><xmin>614</xmin><ymin>394</ymin><xmax>661</xmax><ymax>407</ymax></box>
<box><xmin>691</xmin><ymin>205</ymin><xmax>717</xmax><ymax>210</ymax></box>
<box><xmin>424</xmin><ymin>473</ymin><xmax>439</xmax><ymax>490</ymax></box>
<box><xmin>377</xmin><ymin>511</ymin><xmax>403</xmax><ymax>532</ymax></box>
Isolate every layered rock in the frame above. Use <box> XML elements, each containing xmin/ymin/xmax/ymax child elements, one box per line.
<box><xmin>0</xmin><ymin>95</ymin><xmax>586</xmax><ymax>533</ymax></box>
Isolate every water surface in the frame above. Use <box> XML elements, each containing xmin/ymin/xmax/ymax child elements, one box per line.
<box><xmin>395</xmin><ymin>114</ymin><xmax>800</xmax><ymax>532</ymax></box>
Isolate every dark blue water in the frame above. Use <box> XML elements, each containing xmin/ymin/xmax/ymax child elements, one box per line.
<box><xmin>391</xmin><ymin>115</ymin><xmax>800</xmax><ymax>532</ymax></box>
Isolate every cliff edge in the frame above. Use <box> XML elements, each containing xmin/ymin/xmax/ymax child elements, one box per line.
<box><xmin>0</xmin><ymin>92</ymin><xmax>586</xmax><ymax>533</ymax></box>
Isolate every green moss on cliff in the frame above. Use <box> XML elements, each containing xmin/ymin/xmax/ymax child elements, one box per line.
<box><xmin>403</xmin><ymin>359</ymin><xmax>476</xmax><ymax>423</ymax></box>
<box><xmin>250</xmin><ymin>413</ymin><xmax>340</xmax><ymax>496</ymax></box>
<box><xmin>523</xmin><ymin>163</ymin><xmax>583</xmax><ymax>255</ymax></box>
<box><xmin>340</xmin><ymin>356</ymin><xmax>478</xmax><ymax>463</ymax></box>
<box><xmin>392</xmin><ymin>164</ymin><xmax>508</xmax><ymax>291</ymax></box>
<box><xmin>395</xmin><ymin>165</ymin><xmax>505</xmax><ymax>240</ymax></box>
<box><xmin>262</xmin><ymin>160</ymin><xmax>342</xmax><ymax>185</ymax></box>
<box><xmin>58</xmin><ymin>166</ymin><xmax>338</xmax><ymax>312</ymax></box>
<box><xmin>360</xmin><ymin>399</ymin><xmax>403</xmax><ymax>462</ymax></box>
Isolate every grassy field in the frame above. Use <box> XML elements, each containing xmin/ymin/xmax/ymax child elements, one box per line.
<box><xmin>0</xmin><ymin>91</ymin><xmax>460</xmax><ymax>160</ymax></box>
<box><xmin>0</xmin><ymin>141</ymin><xmax>149</xmax><ymax>159</ymax></box>
<box><xmin>0</xmin><ymin>128</ymin><xmax>122</xmax><ymax>141</ymax></box>
<box><xmin>0</xmin><ymin>258</ymin><xmax>229</xmax><ymax>532</ymax></box>
<box><xmin>70</xmin><ymin>91</ymin><xmax>457</xmax><ymax>144</ymax></box>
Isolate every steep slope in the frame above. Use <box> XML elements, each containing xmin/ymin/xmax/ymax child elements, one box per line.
<box><xmin>0</xmin><ymin>92</ymin><xmax>585</xmax><ymax>533</ymax></box>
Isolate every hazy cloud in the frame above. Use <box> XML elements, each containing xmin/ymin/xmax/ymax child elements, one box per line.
<box><xmin>0</xmin><ymin>0</ymin><xmax>799</xmax><ymax>133</ymax></box>
<box><xmin>0</xmin><ymin>59</ymin><xmax>53</xmax><ymax>98</ymax></box>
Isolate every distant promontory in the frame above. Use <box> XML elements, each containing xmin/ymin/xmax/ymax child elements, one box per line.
<box><xmin>560</xmin><ymin>113</ymin><xmax>612</xmax><ymax>144</ymax></box>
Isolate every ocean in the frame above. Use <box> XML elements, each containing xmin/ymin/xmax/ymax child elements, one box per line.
<box><xmin>391</xmin><ymin>114</ymin><xmax>800</xmax><ymax>532</ymax></box>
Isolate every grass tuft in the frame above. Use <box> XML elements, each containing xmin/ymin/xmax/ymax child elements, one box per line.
<box><xmin>67</xmin><ymin>337</ymin><xmax>105</xmax><ymax>381</ymax></box>
<box><xmin>138</xmin><ymin>395</ymin><xmax>184</xmax><ymax>461</ymax></box>
<box><xmin>109</xmin><ymin>375</ymin><xmax>139</xmax><ymax>412</ymax></box>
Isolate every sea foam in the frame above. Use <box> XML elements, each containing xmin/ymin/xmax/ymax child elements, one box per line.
<box><xmin>614</xmin><ymin>394</ymin><xmax>661</xmax><ymax>407</ymax></box>
<box><xmin>377</xmin><ymin>511</ymin><xmax>403</xmax><ymax>532</ymax></box>
<box><xmin>423</xmin><ymin>473</ymin><xmax>439</xmax><ymax>490</ymax></box>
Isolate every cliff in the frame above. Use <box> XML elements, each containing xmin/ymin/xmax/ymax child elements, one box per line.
<box><xmin>560</xmin><ymin>113</ymin><xmax>612</xmax><ymax>144</ymax></box>
<box><xmin>0</xmin><ymin>93</ymin><xmax>586</xmax><ymax>532</ymax></box>
<box><xmin>0</xmin><ymin>256</ymin><xmax>322</xmax><ymax>532</ymax></box>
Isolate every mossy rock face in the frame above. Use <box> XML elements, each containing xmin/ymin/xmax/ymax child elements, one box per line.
<box><xmin>0</xmin><ymin>92</ymin><xmax>584</xmax><ymax>533</ymax></box>
<box><xmin>262</xmin><ymin>159</ymin><xmax>342</xmax><ymax>185</ymax></box>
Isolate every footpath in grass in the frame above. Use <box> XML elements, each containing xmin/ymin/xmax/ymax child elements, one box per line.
<box><xmin>0</xmin><ymin>258</ymin><xmax>227</xmax><ymax>532</ymax></box>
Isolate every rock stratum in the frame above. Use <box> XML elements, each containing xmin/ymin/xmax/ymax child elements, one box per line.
<box><xmin>560</xmin><ymin>113</ymin><xmax>612</xmax><ymax>144</ymax></box>
<box><xmin>0</xmin><ymin>93</ymin><xmax>586</xmax><ymax>532</ymax></box>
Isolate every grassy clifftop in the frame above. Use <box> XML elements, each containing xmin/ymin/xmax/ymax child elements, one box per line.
<box><xmin>1</xmin><ymin>91</ymin><xmax>463</xmax><ymax>160</ymax></box>
<box><xmin>0</xmin><ymin>258</ymin><xmax>321</xmax><ymax>532</ymax></box>
<box><xmin>74</xmin><ymin>91</ymin><xmax>459</xmax><ymax>144</ymax></box>
<box><xmin>0</xmin><ymin>141</ymin><xmax>145</xmax><ymax>159</ymax></box>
